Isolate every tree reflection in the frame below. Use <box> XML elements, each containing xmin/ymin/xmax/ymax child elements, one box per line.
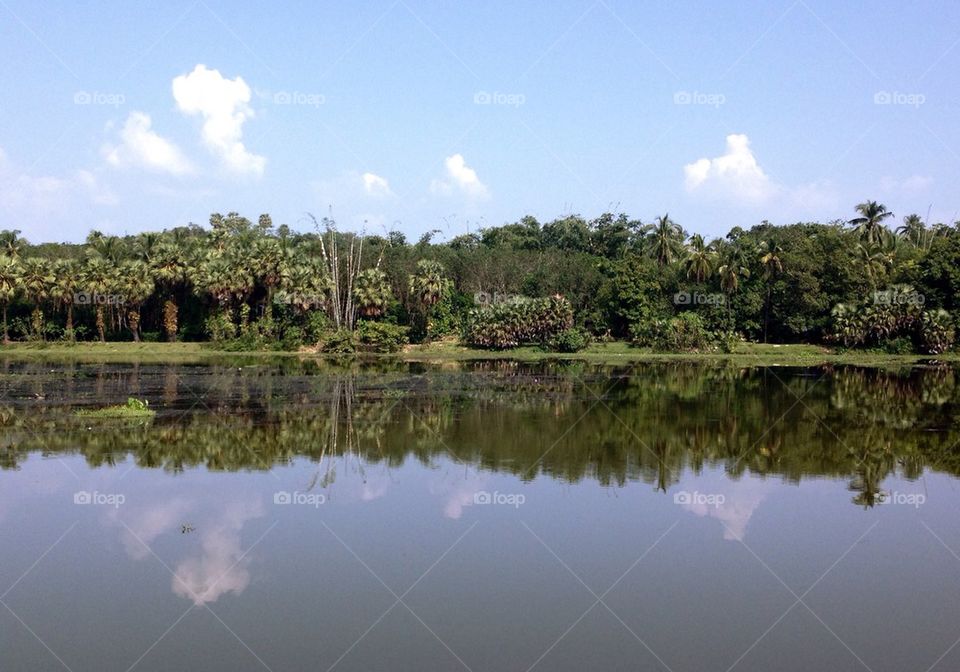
<box><xmin>1</xmin><ymin>359</ymin><xmax>959</xmax><ymax>508</ymax></box>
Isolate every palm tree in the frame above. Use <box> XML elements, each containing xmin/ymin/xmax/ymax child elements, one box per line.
<box><xmin>82</xmin><ymin>256</ymin><xmax>113</xmax><ymax>342</ymax></box>
<box><xmin>409</xmin><ymin>260</ymin><xmax>445</xmax><ymax>308</ymax></box>
<box><xmin>150</xmin><ymin>237</ymin><xmax>190</xmax><ymax>342</ymax></box>
<box><xmin>683</xmin><ymin>234</ymin><xmax>715</xmax><ymax>282</ymax></box>
<box><xmin>717</xmin><ymin>241</ymin><xmax>751</xmax><ymax>329</ymax></box>
<box><xmin>19</xmin><ymin>257</ymin><xmax>54</xmax><ymax>340</ymax></box>
<box><xmin>855</xmin><ymin>242</ymin><xmax>888</xmax><ymax>286</ymax></box>
<box><xmin>896</xmin><ymin>214</ymin><xmax>928</xmax><ymax>249</ymax></box>
<box><xmin>0</xmin><ymin>230</ymin><xmax>23</xmax><ymax>258</ymax></box>
<box><xmin>277</xmin><ymin>253</ymin><xmax>329</xmax><ymax>315</ymax></box>
<box><xmin>849</xmin><ymin>200</ymin><xmax>894</xmax><ymax>245</ymax></box>
<box><xmin>644</xmin><ymin>214</ymin><xmax>685</xmax><ymax>267</ymax></box>
<box><xmin>0</xmin><ymin>255</ymin><xmax>20</xmax><ymax>343</ymax></box>
<box><xmin>120</xmin><ymin>260</ymin><xmax>155</xmax><ymax>342</ymax></box>
<box><xmin>51</xmin><ymin>260</ymin><xmax>82</xmax><ymax>339</ymax></box>
<box><xmin>86</xmin><ymin>231</ymin><xmax>127</xmax><ymax>264</ymax></box>
<box><xmin>758</xmin><ymin>239</ymin><xmax>784</xmax><ymax>342</ymax></box>
<box><xmin>409</xmin><ymin>260</ymin><xmax>446</xmax><ymax>341</ymax></box>
<box><xmin>354</xmin><ymin>268</ymin><xmax>392</xmax><ymax>318</ymax></box>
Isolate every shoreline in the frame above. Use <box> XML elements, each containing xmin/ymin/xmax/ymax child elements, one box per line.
<box><xmin>0</xmin><ymin>341</ymin><xmax>955</xmax><ymax>368</ymax></box>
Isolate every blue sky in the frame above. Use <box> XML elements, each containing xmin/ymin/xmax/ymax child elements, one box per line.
<box><xmin>1</xmin><ymin>0</ymin><xmax>958</xmax><ymax>243</ymax></box>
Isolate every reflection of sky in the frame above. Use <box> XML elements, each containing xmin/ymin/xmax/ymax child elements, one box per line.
<box><xmin>170</xmin><ymin>499</ymin><xmax>264</xmax><ymax>605</ymax></box>
<box><xmin>108</xmin><ymin>488</ymin><xmax>265</xmax><ymax>605</ymax></box>
<box><xmin>674</xmin><ymin>472</ymin><xmax>773</xmax><ymax>541</ymax></box>
<box><xmin>438</xmin><ymin>474</ymin><xmax>489</xmax><ymax>520</ymax></box>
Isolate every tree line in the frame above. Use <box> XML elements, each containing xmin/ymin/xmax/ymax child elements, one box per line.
<box><xmin>1</xmin><ymin>201</ymin><xmax>959</xmax><ymax>352</ymax></box>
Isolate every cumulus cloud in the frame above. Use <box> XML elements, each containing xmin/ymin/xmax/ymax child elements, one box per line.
<box><xmin>362</xmin><ymin>172</ymin><xmax>393</xmax><ymax>197</ymax></box>
<box><xmin>684</xmin><ymin>134</ymin><xmax>774</xmax><ymax>204</ymax></box>
<box><xmin>684</xmin><ymin>134</ymin><xmax>840</xmax><ymax>213</ymax></box>
<box><xmin>173</xmin><ymin>64</ymin><xmax>265</xmax><ymax>175</ymax></box>
<box><xmin>431</xmin><ymin>153</ymin><xmax>489</xmax><ymax>199</ymax></box>
<box><xmin>103</xmin><ymin>112</ymin><xmax>193</xmax><ymax>175</ymax></box>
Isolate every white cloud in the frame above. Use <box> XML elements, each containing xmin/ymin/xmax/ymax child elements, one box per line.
<box><xmin>684</xmin><ymin>134</ymin><xmax>774</xmax><ymax>204</ymax></box>
<box><xmin>172</xmin><ymin>64</ymin><xmax>265</xmax><ymax>175</ymax></box>
<box><xmin>431</xmin><ymin>153</ymin><xmax>489</xmax><ymax>199</ymax></box>
<box><xmin>103</xmin><ymin>111</ymin><xmax>193</xmax><ymax>175</ymax></box>
<box><xmin>362</xmin><ymin>172</ymin><xmax>393</xmax><ymax>197</ymax></box>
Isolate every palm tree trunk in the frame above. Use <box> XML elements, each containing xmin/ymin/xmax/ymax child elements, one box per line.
<box><xmin>96</xmin><ymin>305</ymin><xmax>106</xmax><ymax>342</ymax></box>
<box><xmin>163</xmin><ymin>299</ymin><xmax>178</xmax><ymax>342</ymax></box>
<box><xmin>764</xmin><ymin>286</ymin><xmax>770</xmax><ymax>343</ymax></box>
<box><xmin>128</xmin><ymin>307</ymin><xmax>141</xmax><ymax>342</ymax></box>
<box><xmin>66</xmin><ymin>304</ymin><xmax>74</xmax><ymax>337</ymax></box>
<box><xmin>2</xmin><ymin>304</ymin><xmax>7</xmax><ymax>344</ymax></box>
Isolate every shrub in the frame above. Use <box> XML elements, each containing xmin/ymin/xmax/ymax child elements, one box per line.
<box><xmin>919</xmin><ymin>309</ymin><xmax>955</xmax><ymax>354</ymax></box>
<box><xmin>463</xmin><ymin>295</ymin><xmax>573</xmax><ymax>349</ymax></box>
<box><xmin>630</xmin><ymin>313</ymin><xmax>715</xmax><ymax>352</ymax></box>
<box><xmin>320</xmin><ymin>329</ymin><xmax>357</xmax><ymax>354</ymax></box>
<box><xmin>204</xmin><ymin>310</ymin><xmax>236</xmax><ymax>343</ymax></box>
<box><xmin>545</xmin><ymin>327</ymin><xmax>591</xmax><ymax>353</ymax></box>
<box><xmin>356</xmin><ymin>321</ymin><xmax>409</xmax><ymax>353</ymax></box>
<box><xmin>828</xmin><ymin>285</ymin><xmax>956</xmax><ymax>354</ymax></box>
<box><xmin>304</xmin><ymin>311</ymin><xmax>330</xmax><ymax>343</ymax></box>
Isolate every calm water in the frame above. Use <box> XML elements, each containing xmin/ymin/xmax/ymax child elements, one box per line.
<box><xmin>2</xmin><ymin>359</ymin><xmax>960</xmax><ymax>672</ymax></box>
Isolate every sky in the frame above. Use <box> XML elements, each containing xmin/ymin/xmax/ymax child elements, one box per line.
<box><xmin>1</xmin><ymin>0</ymin><xmax>958</xmax><ymax>243</ymax></box>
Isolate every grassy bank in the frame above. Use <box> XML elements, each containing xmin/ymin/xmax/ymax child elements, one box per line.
<box><xmin>0</xmin><ymin>340</ymin><xmax>956</xmax><ymax>367</ymax></box>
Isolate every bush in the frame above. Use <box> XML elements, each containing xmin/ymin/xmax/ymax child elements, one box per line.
<box><xmin>919</xmin><ymin>309</ymin><xmax>955</xmax><ymax>354</ymax></box>
<box><xmin>204</xmin><ymin>310</ymin><xmax>236</xmax><ymax>343</ymax></box>
<box><xmin>304</xmin><ymin>311</ymin><xmax>330</xmax><ymax>343</ymax></box>
<box><xmin>545</xmin><ymin>327</ymin><xmax>591</xmax><ymax>353</ymax></box>
<box><xmin>464</xmin><ymin>295</ymin><xmax>574</xmax><ymax>349</ymax></box>
<box><xmin>881</xmin><ymin>337</ymin><xmax>914</xmax><ymax>354</ymax></box>
<box><xmin>630</xmin><ymin>313</ymin><xmax>715</xmax><ymax>352</ymax></box>
<box><xmin>320</xmin><ymin>329</ymin><xmax>357</xmax><ymax>354</ymax></box>
<box><xmin>356</xmin><ymin>321</ymin><xmax>409</xmax><ymax>353</ymax></box>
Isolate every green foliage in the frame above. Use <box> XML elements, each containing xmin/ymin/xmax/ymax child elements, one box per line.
<box><xmin>320</xmin><ymin>329</ymin><xmax>357</xmax><ymax>354</ymax></box>
<box><xmin>919</xmin><ymin>309</ymin><xmax>955</xmax><ymax>355</ymax></box>
<box><xmin>356</xmin><ymin>320</ymin><xmax>409</xmax><ymax>353</ymax></box>
<box><xmin>1</xmin><ymin>202</ymin><xmax>958</xmax><ymax>353</ymax></box>
<box><xmin>630</xmin><ymin>313</ymin><xmax>716</xmax><ymax>352</ymax></box>
<box><xmin>75</xmin><ymin>397</ymin><xmax>155</xmax><ymax>419</ymax></box>
<box><xmin>204</xmin><ymin>310</ymin><xmax>237</xmax><ymax>343</ymax></box>
<box><xmin>828</xmin><ymin>285</ymin><xmax>956</xmax><ymax>354</ymax></box>
<box><xmin>545</xmin><ymin>327</ymin><xmax>592</xmax><ymax>353</ymax></box>
<box><xmin>464</xmin><ymin>296</ymin><xmax>574</xmax><ymax>349</ymax></box>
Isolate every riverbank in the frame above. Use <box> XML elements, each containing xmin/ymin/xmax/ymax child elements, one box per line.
<box><xmin>0</xmin><ymin>340</ymin><xmax>955</xmax><ymax>367</ymax></box>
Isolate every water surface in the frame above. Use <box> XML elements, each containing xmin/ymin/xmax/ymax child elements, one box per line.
<box><xmin>1</xmin><ymin>359</ymin><xmax>959</xmax><ymax>672</ymax></box>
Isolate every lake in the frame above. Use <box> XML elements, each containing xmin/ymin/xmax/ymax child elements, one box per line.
<box><xmin>1</xmin><ymin>358</ymin><xmax>959</xmax><ymax>672</ymax></box>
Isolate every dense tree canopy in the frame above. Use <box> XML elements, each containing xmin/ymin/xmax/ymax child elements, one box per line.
<box><xmin>0</xmin><ymin>202</ymin><xmax>958</xmax><ymax>353</ymax></box>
